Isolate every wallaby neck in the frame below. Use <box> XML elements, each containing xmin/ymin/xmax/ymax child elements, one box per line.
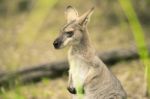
<box><xmin>69</xmin><ymin>28</ymin><xmax>95</xmax><ymax>58</ymax></box>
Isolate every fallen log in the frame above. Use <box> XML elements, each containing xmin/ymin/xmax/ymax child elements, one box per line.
<box><xmin>0</xmin><ymin>47</ymin><xmax>148</xmax><ymax>90</ymax></box>
<box><xmin>0</xmin><ymin>61</ymin><xmax>68</xmax><ymax>89</ymax></box>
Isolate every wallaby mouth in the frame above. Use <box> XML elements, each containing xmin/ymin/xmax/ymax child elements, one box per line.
<box><xmin>53</xmin><ymin>39</ymin><xmax>62</xmax><ymax>49</ymax></box>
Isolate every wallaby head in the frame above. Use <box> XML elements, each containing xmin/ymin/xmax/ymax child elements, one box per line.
<box><xmin>53</xmin><ymin>6</ymin><xmax>94</xmax><ymax>49</ymax></box>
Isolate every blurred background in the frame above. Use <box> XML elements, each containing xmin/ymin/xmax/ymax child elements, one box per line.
<box><xmin>0</xmin><ymin>0</ymin><xmax>150</xmax><ymax>99</ymax></box>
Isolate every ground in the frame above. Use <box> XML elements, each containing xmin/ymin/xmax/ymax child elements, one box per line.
<box><xmin>0</xmin><ymin>60</ymin><xmax>147</xmax><ymax>99</ymax></box>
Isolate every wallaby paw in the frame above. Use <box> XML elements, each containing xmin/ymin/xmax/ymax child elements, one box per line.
<box><xmin>67</xmin><ymin>87</ymin><xmax>76</xmax><ymax>94</ymax></box>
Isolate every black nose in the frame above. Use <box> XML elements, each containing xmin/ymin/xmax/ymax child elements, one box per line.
<box><xmin>53</xmin><ymin>39</ymin><xmax>61</xmax><ymax>49</ymax></box>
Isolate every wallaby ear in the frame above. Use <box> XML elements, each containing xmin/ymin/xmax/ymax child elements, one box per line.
<box><xmin>65</xmin><ymin>5</ymin><xmax>78</xmax><ymax>23</ymax></box>
<box><xmin>78</xmin><ymin>7</ymin><xmax>94</xmax><ymax>27</ymax></box>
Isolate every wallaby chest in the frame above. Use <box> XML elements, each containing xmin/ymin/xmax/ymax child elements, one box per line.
<box><xmin>68</xmin><ymin>54</ymin><xmax>90</xmax><ymax>87</ymax></box>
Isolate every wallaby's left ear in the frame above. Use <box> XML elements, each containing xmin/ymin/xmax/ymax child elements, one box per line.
<box><xmin>78</xmin><ymin>7</ymin><xmax>94</xmax><ymax>27</ymax></box>
<box><xmin>65</xmin><ymin>5</ymin><xmax>78</xmax><ymax>23</ymax></box>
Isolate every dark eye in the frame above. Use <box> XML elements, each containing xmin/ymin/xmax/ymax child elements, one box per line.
<box><xmin>66</xmin><ymin>31</ymin><xmax>74</xmax><ymax>37</ymax></box>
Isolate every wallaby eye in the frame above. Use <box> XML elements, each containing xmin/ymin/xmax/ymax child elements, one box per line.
<box><xmin>66</xmin><ymin>31</ymin><xmax>74</xmax><ymax>37</ymax></box>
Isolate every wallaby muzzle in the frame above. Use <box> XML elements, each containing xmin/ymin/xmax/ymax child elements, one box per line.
<box><xmin>53</xmin><ymin>38</ymin><xmax>62</xmax><ymax>49</ymax></box>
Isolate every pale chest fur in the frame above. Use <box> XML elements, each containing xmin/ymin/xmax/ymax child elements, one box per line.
<box><xmin>68</xmin><ymin>55</ymin><xmax>90</xmax><ymax>87</ymax></box>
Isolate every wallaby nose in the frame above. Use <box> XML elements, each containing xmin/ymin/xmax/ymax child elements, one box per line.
<box><xmin>53</xmin><ymin>39</ymin><xmax>61</xmax><ymax>49</ymax></box>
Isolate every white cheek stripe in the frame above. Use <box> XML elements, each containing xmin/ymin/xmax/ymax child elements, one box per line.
<box><xmin>63</xmin><ymin>38</ymin><xmax>72</xmax><ymax>46</ymax></box>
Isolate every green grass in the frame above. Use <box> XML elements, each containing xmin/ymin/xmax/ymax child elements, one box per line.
<box><xmin>119</xmin><ymin>0</ymin><xmax>150</xmax><ymax>96</ymax></box>
<box><xmin>0</xmin><ymin>77</ymin><xmax>70</xmax><ymax>99</ymax></box>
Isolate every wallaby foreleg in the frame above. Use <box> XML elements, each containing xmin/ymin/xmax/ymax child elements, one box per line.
<box><xmin>67</xmin><ymin>74</ymin><xmax>76</xmax><ymax>94</ymax></box>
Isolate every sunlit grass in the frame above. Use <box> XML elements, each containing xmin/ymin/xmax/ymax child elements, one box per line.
<box><xmin>18</xmin><ymin>0</ymin><xmax>58</xmax><ymax>46</ymax></box>
<box><xmin>1</xmin><ymin>86</ymin><xmax>25</xmax><ymax>99</ymax></box>
<box><xmin>0</xmin><ymin>0</ymin><xmax>59</xmax><ymax>70</ymax></box>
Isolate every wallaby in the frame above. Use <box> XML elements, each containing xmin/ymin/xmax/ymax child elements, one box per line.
<box><xmin>53</xmin><ymin>6</ymin><xmax>127</xmax><ymax>99</ymax></box>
